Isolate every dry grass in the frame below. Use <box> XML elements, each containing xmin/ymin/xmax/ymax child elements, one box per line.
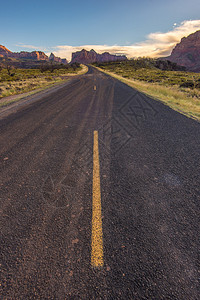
<box><xmin>95</xmin><ymin>67</ymin><xmax>200</xmax><ymax>121</ymax></box>
<box><xmin>0</xmin><ymin>65</ymin><xmax>88</xmax><ymax>107</ymax></box>
<box><xmin>0</xmin><ymin>77</ymin><xmax>63</xmax><ymax>99</ymax></box>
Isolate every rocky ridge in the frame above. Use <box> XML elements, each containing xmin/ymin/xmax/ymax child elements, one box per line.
<box><xmin>167</xmin><ymin>30</ymin><xmax>200</xmax><ymax>72</ymax></box>
<box><xmin>0</xmin><ymin>45</ymin><xmax>12</xmax><ymax>57</ymax></box>
<box><xmin>71</xmin><ymin>49</ymin><xmax>127</xmax><ymax>64</ymax></box>
<box><xmin>0</xmin><ymin>45</ymin><xmax>67</xmax><ymax>64</ymax></box>
<box><xmin>49</xmin><ymin>53</ymin><xmax>68</xmax><ymax>64</ymax></box>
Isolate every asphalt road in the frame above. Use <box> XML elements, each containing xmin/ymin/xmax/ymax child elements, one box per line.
<box><xmin>0</xmin><ymin>66</ymin><xmax>200</xmax><ymax>299</ymax></box>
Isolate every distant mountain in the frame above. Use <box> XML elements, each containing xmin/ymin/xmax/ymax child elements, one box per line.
<box><xmin>71</xmin><ymin>49</ymin><xmax>127</xmax><ymax>64</ymax></box>
<box><xmin>0</xmin><ymin>45</ymin><xmax>49</xmax><ymax>61</ymax></box>
<box><xmin>0</xmin><ymin>45</ymin><xmax>68</xmax><ymax>65</ymax></box>
<box><xmin>0</xmin><ymin>45</ymin><xmax>12</xmax><ymax>57</ymax></box>
<box><xmin>49</xmin><ymin>52</ymin><xmax>68</xmax><ymax>64</ymax></box>
<box><xmin>12</xmin><ymin>51</ymin><xmax>49</xmax><ymax>60</ymax></box>
<box><xmin>166</xmin><ymin>30</ymin><xmax>200</xmax><ymax>72</ymax></box>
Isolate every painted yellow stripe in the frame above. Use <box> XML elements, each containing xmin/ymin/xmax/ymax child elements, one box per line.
<box><xmin>91</xmin><ymin>130</ymin><xmax>104</xmax><ymax>268</ymax></box>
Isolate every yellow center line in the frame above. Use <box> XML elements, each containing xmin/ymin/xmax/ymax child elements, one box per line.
<box><xmin>91</xmin><ymin>130</ymin><xmax>104</xmax><ymax>268</ymax></box>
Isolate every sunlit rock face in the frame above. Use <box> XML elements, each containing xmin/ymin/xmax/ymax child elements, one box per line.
<box><xmin>0</xmin><ymin>45</ymin><xmax>49</xmax><ymax>61</ymax></box>
<box><xmin>71</xmin><ymin>49</ymin><xmax>127</xmax><ymax>64</ymax></box>
<box><xmin>0</xmin><ymin>45</ymin><xmax>69</xmax><ymax>64</ymax></box>
<box><xmin>49</xmin><ymin>52</ymin><xmax>65</xmax><ymax>63</ymax></box>
<box><xmin>167</xmin><ymin>30</ymin><xmax>200</xmax><ymax>72</ymax></box>
<box><xmin>0</xmin><ymin>45</ymin><xmax>12</xmax><ymax>56</ymax></box>
<box><xmin>11</xmin><ymin>51</ymin><xmax>49</xmax><ymax>60</ymax></box>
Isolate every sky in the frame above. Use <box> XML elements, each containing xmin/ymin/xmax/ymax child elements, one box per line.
<box><xmin>1</xmin><ymin>0</ymin><xmax>200</xmax><ymax>61</ymax></box>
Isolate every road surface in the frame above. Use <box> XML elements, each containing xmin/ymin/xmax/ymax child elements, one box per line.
<box><xmin>0</xmin><ymin>67</ymin><xmax>200</xmax><ymax>299</ymax></box>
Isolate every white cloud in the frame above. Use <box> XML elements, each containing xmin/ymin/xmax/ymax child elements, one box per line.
<box><xmin>16</xmin><ymin>20</ymin><xmax>200</xmax><ymax>61</ymax></box>
<box><xmin>51</xmin><ymin>20</ymin><xmax>200</xmax><ymax>61</ymax></box>
<box><xmin>15</xmin><ymin>43</ymin><xmax>48</xmax><ymax>52</ymax></box>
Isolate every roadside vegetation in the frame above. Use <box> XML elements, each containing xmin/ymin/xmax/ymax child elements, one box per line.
<box><xmin>0</xmin><ymin>62</ymin><xmax>86</xmax><ymax>102</ymax></box>
<box><xmin>94</xmin><ymin>59</ymin><xmax>200</xmax><ymax>121</ymax></box>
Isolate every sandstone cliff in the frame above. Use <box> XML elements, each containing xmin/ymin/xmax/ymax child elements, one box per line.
<box><xmin>0</xmin><ymin>45</ymin><xmax>68</xmax><ymax>65</ymax></box>
<box><xmin>0</xmin><ymin>45</ymin><xmax>12</xmax><ymax>56</ymax></box>
<box><xmin>0</xmin><ymin>45</ymin><xmax>49</xmax><ymax>61</ymax></box>
<box><xmin>49</xmin><ymin>52</ymin><xmax>62</xmax><ymax>63</ymax></box>
<box><xmin>167</xmin><ymin>30</ymin><xmax>200</xmax><ymax>72</ymax></box>
<box><xmin>49</xmin><ymin>53</ymin><xmax>68</xmax><ymax>64</ymax></box>
<box><xmin>71</xmin><ymin>49</ymin><xmax>127</xmax><ymax>64</ymax></box>
<box><xmin>11</xmin><ymin>51</ymin><xmax>49</xmax><ymax>60</ymax></box>
<box><xmin>61</xmin><ymin>58</ymin><xmax>68</xmax><ymax>64</ymax></box>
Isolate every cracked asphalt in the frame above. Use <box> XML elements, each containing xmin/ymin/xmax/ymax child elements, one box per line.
<box><xmin>0</xmin><ymin>66</ymin><xmax>200</xmax><ymax>299</ymax></box>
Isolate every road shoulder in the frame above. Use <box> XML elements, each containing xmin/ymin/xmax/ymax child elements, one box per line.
<box><xmin>0</xmin><ymin>66</ymin><xmax>88</xmax><ymax>120</ymax></box>
<box><xmin>93</xmin><ymin>66</ymin><xmax>200</xmax><ymax>123</ymax></box>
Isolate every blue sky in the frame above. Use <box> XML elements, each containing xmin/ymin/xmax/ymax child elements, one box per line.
<box><xmin>1</xmin><ymin>0</ymin><xmax>200</xmax><ymax>60</ymax></box>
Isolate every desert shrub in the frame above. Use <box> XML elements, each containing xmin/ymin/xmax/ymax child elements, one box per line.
<box><xmin>180</xmin><ymin>81</ymin><xmax>195</xmax><ymax>88</ymax></box>
<box><xmin>195</xmin><ymin>82</ymin><xmax>200</xmax><ymax>89</ymax></box>
<box><xmin>45</xmin><ymin>76</ymin><xmax>53</xmax><ymax>81</ymax></box>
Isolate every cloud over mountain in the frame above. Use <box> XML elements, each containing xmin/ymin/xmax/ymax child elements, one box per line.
<box><xmin>16</xmin><ymin>20</ymin><xmax>200</xmax><ymax>61</ymax></box>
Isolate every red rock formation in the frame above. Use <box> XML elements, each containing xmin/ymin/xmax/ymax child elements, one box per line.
<box><xmin>0</xmin><ymin>45</ymin><xmax>70</xmax><ymax>69</ymax></box>
<box><xmin>167</xmin><ymin>30</ymin><xmax>200</xmax><ymax>72</ymax></box>
<box><xmin>61</xmin><ymin>58</ymin><xmax>68</xmax><ymax>64</ymax></box>
<box><xmin>71</xmin><ymin>49</ymin><xmax>94</xmax><ymax>64</ymax></box>
<box><xmin>0</xmin><ymin>45</ymin><xmax>68</xmax><ymax>64</ymax></box>
<box><xmin>49</xmin><ymin>53</ymin><xmax>68</xmax><ymax>64</ymax></box>
<box><xmin>11</xmin><ymin>51</ymin><xmax>48</xmax><ymax>60</ymax></box>
<box><xmin>0</xmin><ymin>45</ymin><xmax>12</xmax><ymax>56</ymax></box>
<box><xmin>49</xmin><ymin>52</ymin><xmax>63</xmax><ymax>63</ymax></box>
<box><xmin>98</xmin><ymin>52</ymin><xmax>127</xmax><ymax>63</ymax></box>
<box><xmin>71</xmin><ymin>49</ymin><xmax>127</xmax><ymax>64</ymax></box>
<box><xmin>0</xmin><ymin>45</ymin><xmax>49</xmax><ymax>61</ymax></box>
